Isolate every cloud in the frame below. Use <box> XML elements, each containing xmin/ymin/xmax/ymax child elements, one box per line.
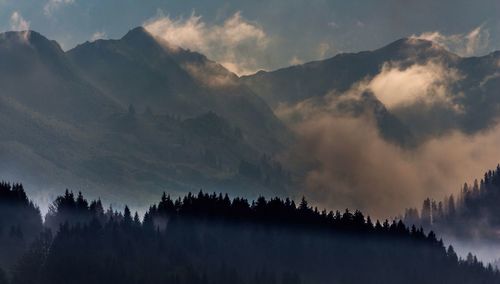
<box><xmin>368</xmin><ymin>61</ymin><xmax>463</xmax><ymax>110</ymax></box>
<box><xmin>10</xmin><ymin>11</ymin><xmax>30</xmax><ymax>31</ymax></box>
<box><xmin>44</xmin><ymin>0</ymin><xmax>75</xmax><ymax>16</ymax></box>
<box><xmin>90</xmin><ymin>31</ymin><xmax>107</xmax><ymax>41</ymax></box>
<box><xmin>277</xmin><ymin>60</ymin><xmax>464</xmax><ymax>113</ymax></box>
<box><xmin>9</xmin><ymin>11</ymin><xmax>30</xmax><ymax>42</ymax></box>
<box><xmin>289</xmin><ymin>56</ymin><xmax>303</xmax><ymax>66</ymax></box>
<box><xmin>317</xmin><ymin>42</ymin><xmax>333</xmax><ymax>58</ymax></box>
<box><xmin>327</xmin><ymin>21</ymin><xmax>338</xmax><ymax>29</ymax></box>
<box><xmin>282</xmin><ymin>105</ymin><xmax>500</xmax><ymax>218</ymax></box>
<box><xmin>144</xmin><ymin>11</ymin><xmax>269</xmax><ymax>75</ymax></box>
<box><xmin>412</xmin><ymin>26</ymin><xmax>490</xmax><ymax>57</ymax></box>
<box><xmin>276</xmin><ymin>59</ymin><xmax>500</xmax><ymax>218</ymax></box>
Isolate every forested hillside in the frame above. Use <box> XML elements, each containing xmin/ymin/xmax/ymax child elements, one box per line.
<box><xmin>0</xmin><ymin>182</ymin><xmax>498</xmax><ymax>284</ymax></box>
<box><xmin>0</xmin><ymin>183</ymin><xmax>42</xmax><ymax>269</ymax></box>
<box><xmin>407</xmin><ymin>165</ymin><xmax>500</xmax><ymax>240</ymax></box>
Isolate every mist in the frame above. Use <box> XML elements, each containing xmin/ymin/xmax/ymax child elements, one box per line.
<box><xmin>278</xmin><ymin>59</ymin><xmax>500</xmax><ymax>218</ymax></box>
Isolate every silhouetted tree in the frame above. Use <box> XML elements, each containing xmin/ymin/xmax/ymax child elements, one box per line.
<box><xmin>3</xmin><ymin>184</ymin><xmax>499</xmax><ymax>284</ymax></box>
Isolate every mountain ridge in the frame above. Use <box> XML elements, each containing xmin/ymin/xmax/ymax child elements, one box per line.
<box><xmin>0</xmin><ymin>28</ymin><xmax>293</xmax><ymax>206</ymax></box>
<box><xmin>241</xmin><ymin>36</ymin><xmax>500</xmax><ymax>143</ymax></box>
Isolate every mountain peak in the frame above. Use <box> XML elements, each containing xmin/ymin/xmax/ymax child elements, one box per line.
<box><xmin>383</xmin><ymin>37</ymin><xmax>446</xmax><ymax>52</ymax></box>
<box><xmin>0</xmin><ymin>30</ymin><xmax>64</xmax><ymax>55</ymax></box>
<box><xmin>373</xmin><ymin>36</ymin><xmax>458</xmax><ymax>63</ymax></box>
<box><xmin>121</xmin><ymin>26</ymin><xmax>152</xmax><ymax>42</ymax></box>
<box><xmin>1</xmin><ymin>30</ymin><xmax>38</xmax><ymax>44</ymax></box>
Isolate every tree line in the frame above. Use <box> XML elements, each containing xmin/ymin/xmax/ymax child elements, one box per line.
<box><xmin>1</xmin><ymin>181</ymin><xmax>499</xmax><ymax>283</ymax></box>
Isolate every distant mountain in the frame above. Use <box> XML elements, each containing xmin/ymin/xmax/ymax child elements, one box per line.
<box><xmin>242</xmin><ymin>38</ymin><xmax>500</xmax><ymax>143</ymax></box>
<box><xmin>0</xmin><ymin>29</ymin><xmax>292</xmax><ymax>206</ymax></box>
<box><xmin>242</xmin><ymin>38</ymin><xmax>455</xmax><ymax>108</ymax></box>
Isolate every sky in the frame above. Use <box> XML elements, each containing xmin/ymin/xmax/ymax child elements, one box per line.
<box><xmin>1</xmin><ymin>0</ymin><xmax>499</xmax><ymax>75</ymax></box>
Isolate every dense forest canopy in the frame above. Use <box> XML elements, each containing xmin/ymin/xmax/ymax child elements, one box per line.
<box><xmin>0</xmin><ymin>182</ymin><xmax>42</xmax><ymax>270</ymax></box>
<box><xmin>0</xmin><ymin>181</ymin><xmax>499</xmax><ymax>284</ymax></box>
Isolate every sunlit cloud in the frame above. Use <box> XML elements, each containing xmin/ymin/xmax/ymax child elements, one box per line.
<box><xmin>10</xmin><ymin>11</ymin><xmax>30</xmax><ymax>31</ymax></box>
<box><xmin>285</xmin><ymin>110</ymin><xmax>500</xmax><ymax>218</ymax></box>
<box><xmin>275</xmin><ymin>58</ymin><xmax>480</xmax><ymax>217</ymax></box>
<box><xmin>144</xmin><ymin>11</ymin><xmax>270</xmax><ymax>76</ymax></box>
<box><xmin>317</xmin><ymin>42</ymin><xmax>333</xmax><ymax>58</ymax></box>
<box><xmin>412</xmin><ymin>26</ymin><xmax>490</xmax><ymax>57</ymax></box>
<box><xmin>368</xmin><ymin>61</ymin><xmax>463</xmax><ymax>110</ymax></box>
<box><xmin>289</xmin><ymin>56</ymin><xmax>304</xmax><ymax>66</ymax></box>
<box><xmin>90</xmin><ymin>31</ymin><xmax>107</xmax><ymax>41</ymax></box>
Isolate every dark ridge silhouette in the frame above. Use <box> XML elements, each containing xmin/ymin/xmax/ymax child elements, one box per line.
<box><xmin>0</xmin><ymin>183</ymin><xmax>498</xmax><ymax>283</ymax></box>
<box><xmin>406</xmin><ymin>164</ymin><xmax>500</xmax><ymax>239</ymax></box>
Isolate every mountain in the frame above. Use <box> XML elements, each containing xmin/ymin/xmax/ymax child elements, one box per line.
<box><xmin>0</xmin><ymin>31</ymin><xmax>117</xmax><ymax>121</ymax></box>
<box><xmin>242</xmin><ymin>38</ymin><xmax>455</xmax><ymax>108</ymax></box>
<box><xmin>0</xmin><ymin>28</ymin><xmax>292</xmax><ymax>207</ymax></box>
<box><xmin>242</xmin><ymin>38</ymin><xmax>500</xmax><ymax>143</ymax></box>
<box><xmin>67</xmin><ymin>27</ymin><xmax>289</xmax><ymax>154</ymax></box>
<box><xmin>0</xmin><ymin>30</ymin><xmax>120</xmax><ymax>200</ymax></box>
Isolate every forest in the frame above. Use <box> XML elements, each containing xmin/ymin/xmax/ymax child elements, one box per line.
<box><xmin>1</xmin><ymin>181</ymin><xmax>499</xmax><ymax>284</ymax></box>
<box><xmin>406</xmin><ymin>165</ymin><xmax>500</xmax><ymax>240</ymax></box>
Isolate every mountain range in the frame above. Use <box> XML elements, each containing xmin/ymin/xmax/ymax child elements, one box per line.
<box><xmin>0</xmin><ymin>28</ymin><xmax>291</xmax><ymax>207</ymax></box>
<box><xmin>1</xmin><ymin>27</ymin><xmax>500</xmax><ymax>209</ymax></box>
<box><xmin>243</xmin><ymin>38</ymin><xmax>500</xmax><ymax>144</ymax></box>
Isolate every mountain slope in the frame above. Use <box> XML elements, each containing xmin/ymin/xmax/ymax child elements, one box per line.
<box><xmin>242</xmin><ymin>38</ymin><xmax>456</xmax><ymax>108</ymax></box>
<box><xmin>67</xmin><ymin>27</ymin><xmax>290</xmax><ymax>154</ymax></box>
<box><xmin>242</xmin><ymin>38</ymin><xmax>500</xmax><ymax>143</ymax></box>
<box><xmin>0</xmin><ymin>29</ymin><xmax>292</xmax><ymax>207</ymax></box>
<box><xmin>0</xmin><ymin>31</ymin><xmax>118</xmax><ymax>121</ymax></box>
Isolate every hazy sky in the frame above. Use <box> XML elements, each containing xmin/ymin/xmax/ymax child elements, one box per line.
<box><xmin>1</xmin><ymin>0</ymin><xmax>499</xmax><ymax>73</ymax></box>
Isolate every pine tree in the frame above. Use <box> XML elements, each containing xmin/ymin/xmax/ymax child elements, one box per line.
<box><xmin>298</xmin><ymin>197</ymin><xmax>308</xmax><ymax>212</ymax></box>
<box><xmin>421</xmin><ymin>198</ymin><xmax>432</xmax><ymax>226</ymax></box>
<box><xmin>11</xmin><ymin>230</ymin><xmax>52</xmax><ymax>284</ymax></box>
<box><xmin>123</xmin><ymin>206</ymin><xmax>132</xmax><ymax>226</ymax></box>
<box><xmin>133</xmin><ymin>212</ymin><xmax>141</xmax><ymax>226</ymax></box>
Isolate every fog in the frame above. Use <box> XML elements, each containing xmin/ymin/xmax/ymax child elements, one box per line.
<box><xmin>278</xmin><ymin>60</ymin><xmax>500</xmax><ymax>218</ymax></box>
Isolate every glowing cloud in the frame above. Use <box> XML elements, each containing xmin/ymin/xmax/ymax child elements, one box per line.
<box><xmin>144</xmin><ymin>11</ymin><xmax>269</xmax><ymax>76</ymax></box>
<box><xmin>10</xmin><ymin>11</ymin><xmax>30</xmax><ymax>31</ymax></box>
<box><xmin>412</xmin><ymin>26</ymin><xmax>490</xmax><ymax>57</ymax></box>
<box><xmin>282</xmin><ymin>106</ymin><xmax>500</xmax><ymax>218</ymax></box>
<box><xmin>91</xmin><ymin>31</ymin><xmax>107</xmax><ymax>41</ymax></box>
<box><xmin>368</xmin><ymin>61</ymin><xmax>463</xmax><ymax>110</ymax></box>
<box><xmin>275</xmin><ymin>59</ymin><xmax>492</xmax><ymax>218</ymax></box>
